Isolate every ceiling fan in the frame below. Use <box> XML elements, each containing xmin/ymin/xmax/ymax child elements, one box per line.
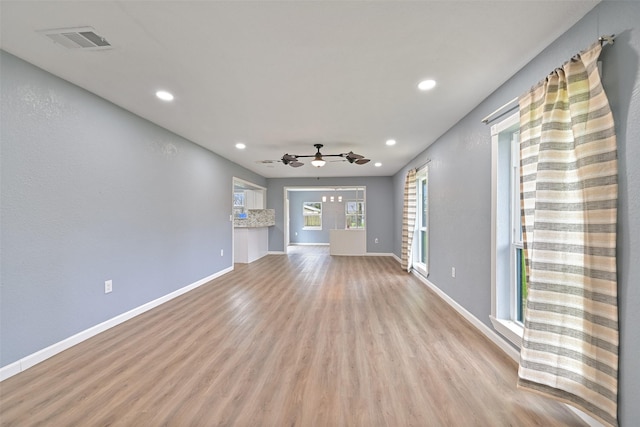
<box><xmin>281</xmin><ymin>144</ymin><xmax>370</xmax><ymax>168</ymax></box>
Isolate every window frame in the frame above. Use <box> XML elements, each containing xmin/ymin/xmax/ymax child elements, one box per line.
<box><xmin>490</xmin><ymin>111</ymin><xmax>524</xmax><ymax>348</ymax></box>
<box><xmin>413</xmin><ymin>167</ymin><xmax>429</xmax><ymax>277</ymax></box>
<box><xmin>302</xmin><ymin>201</ymin><xmax>322</xmax><ymax>230</ymax></box>
<box><xmin>345</xmin><ymin>200</ymin><xmax>365</xmax><ymax>229</ymax></box>
<box><xmin>510</xmin><ymin>130</ymin><xmax>526</xmax><ymax>324</ymax></box>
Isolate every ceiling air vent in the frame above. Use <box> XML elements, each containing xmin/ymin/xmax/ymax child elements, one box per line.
<box><xmin>39</xmin><ymin>27</ymin><xmax>112</xmax><ymax>50</ymax></box>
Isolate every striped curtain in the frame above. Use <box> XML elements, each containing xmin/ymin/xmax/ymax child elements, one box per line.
<box><xmin>517</xmin><ymin>42</ymin><xmax>619</xmax><ymax>427</ymax></box>
<box><xmin>401</xmin><ymin>168</ymin><xmax>417</xmax><ymax>272</ymax></box>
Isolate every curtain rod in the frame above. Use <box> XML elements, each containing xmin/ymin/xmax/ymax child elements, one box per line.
<box><xmin>481</xmin><ymin>34</ymin><xmax>615</xmax><ymax>125</ymax></box>
<box><xmin>415</xmin><ymin>158</ymin><xmax>431</xmax><ymax>172</ymax></box>
<box><xmin>481</xmin><ymin>97</ymin><xmax>518</xmax><ymax>124</ymax></box>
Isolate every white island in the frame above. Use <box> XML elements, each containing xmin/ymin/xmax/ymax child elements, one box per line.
<box><xmin>329</xmin><ymin>229</ymin><xmax>366</xmax><ymax>255</ymax></box>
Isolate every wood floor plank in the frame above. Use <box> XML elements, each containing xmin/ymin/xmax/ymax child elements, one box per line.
<box><xmin>0</xmin><ymin>247</ymin><xmax>586</xmax><ymax>426</ymax></box>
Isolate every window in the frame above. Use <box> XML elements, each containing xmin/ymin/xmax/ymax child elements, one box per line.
<box><xmin>303</xmin><ymin>202</ymin><xmax>322</xmax><ymax>230</ymax></box>
<box><xmin>233</xmin><ymin>192</ymin><xmax>245</xmax><ymax>207</ymax></box>
<box><xmin>345</xmin><ymin>201</ymin><xmax>365</xmax><ymax>229</ymax></box>
<box><xmin>233</xmin><ymin>192</ymin><xmax>245</xmax><ymax>218</ymax></box>
<box><xmin>511</xmin><ymin>132</ymin><xmax>527</xmax><ymax>323</ymax></box>
<box><xmin>490</xmin><ymin>112</ymin><xmax>527</xmax><ymax>347</ymax></box>
<box><xmin>413</xmin><ymin>167</ymin><xmax>429</xmax><ymax>276</ymax></box>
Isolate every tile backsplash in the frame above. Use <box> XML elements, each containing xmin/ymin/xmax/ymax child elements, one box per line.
<box><xmin>234</xmin><ymin>209</ymin><xmax>275</xmax><ymax>228</ymax></box>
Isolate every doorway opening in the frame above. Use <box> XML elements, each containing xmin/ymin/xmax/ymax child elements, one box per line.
<box><xmin>232</xmin><ymin>178</ymin><xmax>267</xmax><ymax>264</ymax></box>
<box><xmin>283</xmin><ymin>186</ymin><xmax>366</xmax><ymax>255</ymax></box>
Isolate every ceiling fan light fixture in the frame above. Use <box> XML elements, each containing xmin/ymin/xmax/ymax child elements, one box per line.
<box><xmin>311</xmin><ymin>157</ymin><xmax>326</xmax><ymax>168</ymax></box>
<box><xmin>311</xmin><ymin>144</ymin><xmax>326</xmax><ymax>167</ymax></box>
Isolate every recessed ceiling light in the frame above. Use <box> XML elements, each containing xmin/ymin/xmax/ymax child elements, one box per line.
<box><xmin>386</xmin><ymin>139</ymin><xmax>396</xmax><ymax>146</ymax></box>
<box><xmin>418</xmin><ymin>79</ymin><xmax>436</xmax><ymax>91</ymax></box>
<box><xmin>235</xmin><ymin>142</ymin><xmax>246</xmax><ymax>149</ymax></box>
<box><xmin>155</xmin><ymin>90</ymin><xmax>174</xmax><ymax>101</ymax></box>
<box><xmin>374</xmin><ymin>162</ymin><xmax>382</xmax><ymax>167</ymax></box>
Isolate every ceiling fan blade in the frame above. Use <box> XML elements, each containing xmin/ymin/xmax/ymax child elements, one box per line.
<box><xmin>346</xmin><ymin>151</ymin><xmax>364</xmax><ymax>160</ymax></box>
<box><xmin>355</xmin><ymin>158</ymin><xmax>370</xmax><ymax>165</ymax></box>
<box><xmin>341</xmin><ymin>153</ymin><xmax>356</xmax><ymax>163</ymax></box>
<box><xmin>290</xmin><ymin>161</ymin><xmax>304</xmax><ymax>167</ymax></box>
<box><xmin>282</xmin><ymin>154</ymin><xmax>297</xmax><ymax>162</ymax></box>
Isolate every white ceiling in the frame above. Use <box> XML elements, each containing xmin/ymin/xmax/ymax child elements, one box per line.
<box><xmin>0</xmin><ymin>1</ymin><xmax>599</xmax><ymax>178</ymax></box>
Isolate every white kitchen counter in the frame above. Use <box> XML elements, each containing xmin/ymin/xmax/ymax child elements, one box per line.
<box><xmin>234</xmin><ymin>227</ymin><xmax>269</xmax><ymax>264</ymax></box>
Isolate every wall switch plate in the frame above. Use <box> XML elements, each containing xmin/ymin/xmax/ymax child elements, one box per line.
<box><xmin>374</xmin><ymin>238</ymin><xmax>379</xmax><ymax>244</ymax></box>
<box><xmin>220</xmin><ymin>249</ymin><xmax>224</xmax><ymax>256</ymax></box>
<box><xmin>451</xmin><ymin>267</ymin><xmax>456</xmax><ymax>278</ymax></box>
<box><xmin>105</xmin><ymin>280</ymin><xmax>112</xmax><ymax>294</ymax></box>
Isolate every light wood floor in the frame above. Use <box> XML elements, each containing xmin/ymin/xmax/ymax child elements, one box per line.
<box><xmin>0</xmin><ymin>248</ymin><xmax>586</xmax><ymax>426</ymax></box>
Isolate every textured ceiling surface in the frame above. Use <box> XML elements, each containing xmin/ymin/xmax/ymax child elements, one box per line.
<box><xmin>0</xmin><ymin>1</ymin><xmax>599</xmax><ymax>178</ymax></box>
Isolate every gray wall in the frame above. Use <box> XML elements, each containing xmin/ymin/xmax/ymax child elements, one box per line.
<box><xmin>267</xmin><ymin>177</ymin><xmax>393</xmax><ymax>253</ymax></box>
<box><xmin>0</xmin><ymin>52</ymin><xmax>266</xmax><ymax>366</ymax></box>
<box><xmin>2</xmin><ymin>2</ymin><xmax>637</xmax><ymax>422</ymax></box>
<box><xmin>392</xmin><ymin>2</ymin><xmax>639</xmax><ymax>424</ymax></box>
<box><xmin>288</xmin><ymin>190</ymin><xmax>360</xmax><ymax>244</ymax></box>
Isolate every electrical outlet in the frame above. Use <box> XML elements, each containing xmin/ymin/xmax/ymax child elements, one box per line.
<box><xmin>105</xmin><ymin>280</ymin><xmax>112</xmax><ymax>294</ymax></box>
<box><xmin>451</xmin><ymin>267</ymin><xmax>456</xmax><ymax>278</ymax></box>
<box><xmin>375</xmin><ymin>238</ymin><xmax>379</xmax><ymax>244</ymax></box>
<box><xmin>220</xmin><ymin>249</ymin><xmax>224</xmax><ymax>256</ymax></box>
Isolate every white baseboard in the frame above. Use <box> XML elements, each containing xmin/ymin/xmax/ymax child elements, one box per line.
<box><xmin>411</xmin><ymin>271</ymin><xmax>521</xmax><ymax>362</ymax></box>
<box><xmin>0</xmin><ymin>266</ymin><xmax>234</xmax><ymax>382</ymax></box>
<box><xmin>392</xmin><ymin>253</ymin><xmax>401</xmax><ymax>263</ymax></box>
<box><xmin>267</xmin><ymin>251</ymin><xmax>286</xmax><ymax>255</ymax></box>
<box><xmin>289</xmin><ymin>243</ymin><xmax>330</xmax><ymax>246</ymax></box>
<box><xmin>364</xmin><ymin>252</ymin><xmax>395</xmax><ymax>257</ymax></box>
